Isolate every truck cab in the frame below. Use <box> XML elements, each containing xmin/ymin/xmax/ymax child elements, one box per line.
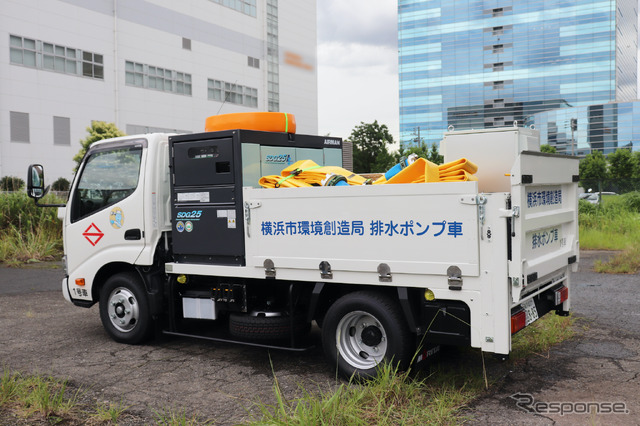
<box><xmin>54</xmin><ymin>135</ymin><xmax>171</xmax><ymax>306</ymax></box>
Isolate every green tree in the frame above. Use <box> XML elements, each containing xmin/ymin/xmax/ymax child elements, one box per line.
<box><xmin>426</xmin><ymin>143</ymin><xmax>444</xmax><ymax>165</ymax></box>
<box><xmin>540</xmin><ymin>144</ymin><xmax>557</xmax><ymax>154</ymax></box>
<box><xmin>348</xmin><ymin>121</ymin><xmax>396</xmax><ymax>173</ymax></box>
<box><xmin>632</xmin><ymin>152</ymin><xmax>640</xmax><ymax>180</ymax></box>
<box><xmin>396</xmin><ymin>142</ymin><xmax>443</xmax><ymax>165</ymax></box>
<box><xmin>73</xmin><ymin>121</ymin><xmax>125</xmax><ymax>172</ymax></box>
<box><xmin>579</xmin><ymin>150</ymin><xmax>607</xmax><ymax>192</ymax></box>
<box><xmin>51</xmin><ymin>177</ymin><xmax>70</xmax><ymax>191</ymax></box>
<box><xmin>0</xmin><ymin>176</ymin><xmax>25</xmax><ymax>191</ymax></box>
<box><xmin>607</xmin><ymin>148</ymin><xmax>635</xmax><ymax>193</ymax></box>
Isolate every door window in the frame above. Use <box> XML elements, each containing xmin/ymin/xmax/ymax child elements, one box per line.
<box><xmin>71</xmin><ymin>145</ymin><xmax>143</xmax><ymax>222</ymax></box>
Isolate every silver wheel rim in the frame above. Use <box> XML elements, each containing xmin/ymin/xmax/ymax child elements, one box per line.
<box><xmin>336</xmin><ymin>310</ymin><xmax>388</xmax><ymax>370</ymax></box>
<box><xmin>106</xmin><ymin>287</ymin><xmax>139</xmax><ymax>333</ymax></box>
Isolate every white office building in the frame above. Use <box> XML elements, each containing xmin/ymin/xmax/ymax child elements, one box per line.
<box><xmin>1</xmin><ymin>0</ymin><xmax>318</xmax><ymax>182</ymax></box>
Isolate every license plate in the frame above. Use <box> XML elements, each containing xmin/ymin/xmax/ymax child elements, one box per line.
<box><xmin>521</xmin><ymin>299</ymin><xmax>539</xmax><ymax>326</ymax></box>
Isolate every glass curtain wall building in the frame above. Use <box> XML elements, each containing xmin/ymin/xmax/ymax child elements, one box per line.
<box><xmin>398</xmin><ymin>0</ymin><xmax>638</xmax><ymax>150</ymax></box>
<box><xmin>528</xmin><ymin>101</ymin><xmax>640</xmax><ymax>155</ymax></box>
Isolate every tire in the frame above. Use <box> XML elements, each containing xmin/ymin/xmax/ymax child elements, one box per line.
<box><xmin>99</xmin><ymin>272</ymin><xmax>152</xmax><ymax>344</ymax></box>
<box><xmin>229</xmin><ymin>313</ymin><xmax>310</xmax><ymax>341</ymax></box>
<box><xmin>321</xmin><ymin>291</ymin><xmax>413</xmax><ymax>379</ymax></box>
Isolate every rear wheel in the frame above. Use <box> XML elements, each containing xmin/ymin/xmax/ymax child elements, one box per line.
<box><xmin>321</xmin><ymin>291</ymin><xmax>413</xmax><ymax>379</ymax></box>
<box><xmin>99</xmin><ymin>272</ymin><xmax>152</xmax><ymax>344</ymax></box>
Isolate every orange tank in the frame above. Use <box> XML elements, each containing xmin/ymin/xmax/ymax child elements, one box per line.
<box><xmin>205</xmin><ymin>112</ymin><xmax>296</xmax><ymax>133</ymax></box>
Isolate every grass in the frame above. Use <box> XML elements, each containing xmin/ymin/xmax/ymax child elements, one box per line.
<box><xmin>248</xmin><ymin>312</ymin><xmax>575</xmax><ymax>425</ymax></box>
<box><xmin>593</xmin><ymin>245</ymin><xmax>640</xmax><ymax>274</ymax></box>
<box><xmin>579</xmin><ymin>192</ymin><xmax>640</xmax><ymax>273</ymax></box>
<box><xmin>91</xmin><ymin>398</ymin><xmax>130</xmax><ymax>424</ymax></box>
<box><xmin>511</xmin><ymin>313</ymin><xmax>576</xmax><ymax>360</ymax></box>
<box><xmin>247</xmin><ymin>360</ymin><xmax>481</xmax><ymax>425</ymax></box>
<box><xmin>153</xmin><ymin>406</ymin><xmax>214</xmax><ymax>425</ymax></box>
<box><xmin>0</xmin><ymin>223</ymin><xmax>62</xmax><ymax>266</ymax></box>
<box><xmin>0</xmin><ymin>368</ymin><xmax>212</xmax><ymax>425</ymax></box>
<box><xmin>0</xmin><ymin>192</ymin><xmax>63</xmax><ymax>266</ymax></box>
<box><xmin>0</xmin><ymin>370</ymin><xmax>81</xmax><ymax>424</ymax></box>
<box><xmin>579</xmin><ymin>211</ymin><xmax>640</xmax><ymax>250</ymax></box>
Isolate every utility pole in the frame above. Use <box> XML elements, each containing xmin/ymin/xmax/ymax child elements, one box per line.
<box><xmin>570</xmin><ymin>118</ymin><xmax>577</xmax><ymax>155</ymax></box>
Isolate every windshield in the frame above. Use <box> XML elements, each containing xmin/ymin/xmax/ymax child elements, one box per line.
<box><xmin>71</xmin><ymin>144</ymin><xmax>143</xmax><ymax>222</ymax></box>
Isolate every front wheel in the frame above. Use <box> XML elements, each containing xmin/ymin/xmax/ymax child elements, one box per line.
<box><xmin>99</xmin><ymin>272</ymin><xmax>152</xmax><ymax>344</ymax></box>
<box><xmin>321</xmin><ymin>291</ymin><xmax>413</xmax><ymax>379</ymax></box>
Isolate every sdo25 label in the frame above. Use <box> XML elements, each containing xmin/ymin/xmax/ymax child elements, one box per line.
<box><xmin>177</xmin><ymin>210</ymin><xmax>202</xmax><ymax>219</ymax></box>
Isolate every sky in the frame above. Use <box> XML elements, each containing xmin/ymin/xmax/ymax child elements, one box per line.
<box><xmin>316</xmin><ymin>0</ymin><xmax>399</xmax><ymax>146</ymax></box>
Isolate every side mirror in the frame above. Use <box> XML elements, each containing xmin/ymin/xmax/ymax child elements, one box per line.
<box><xmin>26</xmin><ymin>164</ymin><xmax>66</xmax><ymax>208</ymax></box>
<box><xmin>27</xmin><ymin>164</ymin><xmax>46</xmax><ymax>199</ymax></box>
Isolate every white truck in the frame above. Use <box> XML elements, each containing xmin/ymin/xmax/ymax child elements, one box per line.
<box><xmin>27</xmin><ymin>121</ymin><xmax>579</xmax><ymax>378</ymax></box>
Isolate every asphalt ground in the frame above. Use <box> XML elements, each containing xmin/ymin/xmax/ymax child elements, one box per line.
<box><xmin>0</xmin><ymin>251</ymin><xmax>638</xmax><ymax>424</ymax></box>
<box><xmin>468</xmin><ymin>251</ymin><xmax>640</xmax><ymax>425</ymax></box>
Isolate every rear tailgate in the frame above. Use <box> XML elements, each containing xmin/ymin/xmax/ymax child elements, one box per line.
<box><xmin>508</xmin><ymin>151</ymin><xmax>580</xmax><ymax>306</ymax></box>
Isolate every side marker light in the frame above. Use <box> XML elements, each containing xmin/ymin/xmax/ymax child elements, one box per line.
<box><xmin>511</xmin><ymin>310</ymin><xmax>526</xmax><ymax>334</ymax></box>
<box><xmin>424</xmin><ymin>289</ymin><xmax>436</xmax><ymax>301</ymax></box>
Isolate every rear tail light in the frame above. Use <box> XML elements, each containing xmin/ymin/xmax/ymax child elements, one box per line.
<box><xmin>511</xmin><ymin>310</ymin><xmax>526</xmax><ymax>334</ymax></box>
<box><xmin>554</xmin><ymin>286</ymin><xmax>568</xmax><ymax>305</ymax></box>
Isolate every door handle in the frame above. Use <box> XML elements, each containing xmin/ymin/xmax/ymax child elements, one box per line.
<box><xmin>124</xmin><ymin>229</ymin><xmax>142</xmax><ymax>240</ymax></box>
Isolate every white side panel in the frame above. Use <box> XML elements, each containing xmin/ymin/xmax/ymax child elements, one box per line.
<box><xmin>243</xmin><ymin>182</ymin><xmax>481</xmax><ymax>281</ymax></box>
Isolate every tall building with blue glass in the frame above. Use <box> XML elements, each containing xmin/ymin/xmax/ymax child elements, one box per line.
<box><xmin>398</xmin><ymin>0</ymin><xmax>638</xmax><ymax>151</ymax></box>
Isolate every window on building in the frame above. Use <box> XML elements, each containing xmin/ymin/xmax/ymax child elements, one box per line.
<box><xmin>148</xmin><ymin>66</ymin><xmax>173</xmax><ymax>91</ymax></box>
<box><xmin>125</xmin><ymin>61</ymin><xmax>191</xmax><ymax>95</ymax></box>
<box><xmin>53</xmin><ymin>116</ymin><xmax>71</xmax><ymax>145</ymax></box>
<box><xmin>83</xmin><ymin>52</ymin><xmax>103</xmax><ymax>78</ymax></box>
<box><xmin>43</xmin><ymin>42</ymin><xmax>77</xmax><ymax>73</ymax></box>
<box><xmin>207</xmin><ymin>79</ymin><xmax>257</xmax><ymax>107</ymax></box>
<box><xmin>182</xmin><ymin>37</ymin><xmax>191</xmax><ymax>50</ymax></box>
<box><xmin>248</xmin><ymin>56</ymin><xmax>260</xmax><ymax>68</ymax></box>
<box><xmin>266</xmin><ymin>0</ymin><xmax>279</xmax><ymax>112</ymax></box>
<box><xmin>176</xmin><ymin>72</ymin><xmax>192</xmax><ymax>95</ymax></box>
<box><xmin>208</xmin><ymin>79</ymin><xmax>223</xmax><ymax>101</ymax></box>
<box><xmin>209</xmin><ymin>0</ymin><xmax>256</xmax><ymax>17</ymax></box>
<box><xmin>225</xmin><ymin>82</ymin><xmax>241</xmax><ymax>104</ymax></box>
<box><xmin>9</xmin><ymin>35</ymin><xmax>103</xmax><ymax>79</ymax></box>
<box><xmin>484</xmin><ymin>6</ymin><xmax>511</xmax><ymax>16</ymax></box>
<box><xmin>9</xmin><ymin>35</ymin><xmax>36</xmax><ymax>67</ymax></box>
<box><xmin>10</xmin><ymin>111</ymin><xmax>30</xmax><ymax>143</ymax></box>
<box><xmin>125</xmin><ymin>61</ymin><xmax>144</xmax><ymax>87</ymax></box>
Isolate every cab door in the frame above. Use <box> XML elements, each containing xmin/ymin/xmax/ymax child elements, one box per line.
<box><xmin>63</xmin><ymin>138</ymin><xmax>148</xmax><ymax>303</ymax></box>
